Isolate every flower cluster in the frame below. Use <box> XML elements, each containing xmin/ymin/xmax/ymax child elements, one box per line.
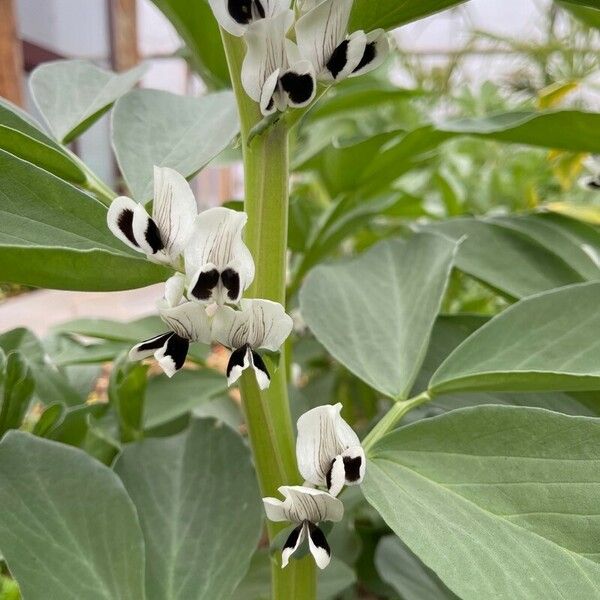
<box><xmin>263</xmin><ymin>403</ymin><xmax>365</xmax><ymax>569</ymax></box>
<box><xmin>209</xmin><ymin>0</ymin><xmax>390</xmax><ymax>116</ymax></box>
<box><xmin>107</xmin><ymin>166</ymin><xmax>292</xmax><ymax>388</ymax></box>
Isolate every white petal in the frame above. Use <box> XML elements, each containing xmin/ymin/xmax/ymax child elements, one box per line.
<box><xmin>107</xmin><ymin>196</ymin><xmax>146</xmax><ymax>253</ymax></box>
<box><xmin>296</xmin><ymin>403</ymin><xmax>360</xmax><ymax>487</ymax></box>
<box><xmin>152</xmin><ymin>166</ymin><xmax>197</xmax><ymax>260</ymax></box>
<box><xmin>327</xmin><ymin>455</ymin><xmax>346</xmax><ymax>497</ymax></box>
<box><xmin>260</xmin><ymin>69</ymin><xmax>282</xmax><ymax>116</ymax></box>
<box><xmin>212</xmin><ymin>299</ymin><xmax>292</xmax><ymax>351</ymax></box>
<box><xmin>295</xmin><ymin>0</ymin><xmax>353</xmax><ymax>76</ymax></box>
<box><xmin>279</xmin><ymin>59</ymin><xmax>317</xmax><ymax>108</ymax></box>
<box><xmin>241</xmin><ymin>10</ymin><xmax>294</xmax><ymax>102</ymax></box>
<box><xmin>249</xmin><ymin>350</ymin><xmax>271</xmax><ymax>389</ymax></box>
<box><xmin>184</xmin><ymin>207</ymin><xmax>254</xmax><ymax>289</ymax></box>
<box><xmin>209</xmin><ymin>0</ymin><xmax>289</xmax><ymax>36</ymax></box>
<box><xmin>129</xmin><ymin>332</ymin><xmax>172</xmax><ymax>361</ymax></box>
<box><xmin>282</xmin><ymin>522</ymin><xmax>307</xmax><ymax>568</ymax></box>
<box><xmin>321</xmin><ymin>30</ymin><xmax>367</xmax><ymax>82</ymax></box>
<box><xmin>226</xmin><ymin>345</ymin><xmax>252</xmax><ymax>387</ymax></box>
<box><xmin>348</xmin><ymin>29</ymin><xmax>389</xmax><ymax>78</ymax></box>
<box><xmin>307</xmin><ymin>523</ymin><xmax>331</xmax><ymax>569</ymax></box>
<box><xmin>154</xmin><ymin>333</ymin><xmax>189</xmax><ymax>377</ymax></box>
<box><xmin>263</xmin><ymin>496</ymin><xmax>288</xmax><ymax>522</ymax></box>
<box><xmin>164</xmin><ymin>273</ymin><xmax>186</xmax><ymax>308</ymax></box>
<box><xmin>132</xmin><ymin>201</ymin><xmax>165</xmax><ymax>256</ymax></box>
<box><xmin>340</xmin><ymin>446</ymin><xmax>366</xmax><ymax>486</ymax></box>
<box><xmin>159</xmin><ymin>301</ymin><xmax>213</xmax><ymax>344</ymax></box>
<box><xmin>277</xmin><ymin>485</ymin><xmax>344</xmax><ymax>523</ymax></box>
<box><xmin>208</xmin><ymin>0</ymin><xmax>247</xmax><ymax>36</ymax></box>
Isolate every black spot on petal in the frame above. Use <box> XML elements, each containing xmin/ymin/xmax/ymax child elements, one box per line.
<box><xmin>308</xmin><ymin>523</ymin><xmax>330</xmax><ymax>555</ymax></box>
<box><xmin>227</xmin><ymin>344</ymin><xmax>250</xmax><ymax>378</ymax></box>
<box><xmin>117</xmin><ymin>209</ymin><xmax>139</xmax><ymax>247</ymax></box>
<box><xmin>228</xmin><ymin>0</ymin><xmax>264</xmax><ymax>24</ymax></box>
<box><xmin>136</xmin><ymin>332</ymin><xmax>172</xmax><ymax>354</ymax></box>
<box><xmin>164</xmin><ymin>333</ymin><xmax>189</xmax><ymax>371</ymax></box>
<box><xmin>145</xmin><ymin>218</ymin><xmax>164</xmax><ymax>253</ymax></box>
<box><xmin>221</xmin><ymin>268</ymin><xmax>241</xmax><ymax>302</ymax></box>
<box><xmin>353</xmin><ymin>41</ymin><xmax>376</xmax><ymax>73</ymax></box>
<box><xmin>326</xmin><ymin>40</ymin><xmax>349</xmax><ymax>79</ymax></box>
<box><xmin>191</xmin><ymin>268</ymin><xmax>220</xmax><ymax>301</ymax></box>
<box><xmin>325</xmin><ymin>459</ymin><xmax>335</xmax><ymax>491</ymax></box>
<box><xmin>280</xmin><ymin>72</ymin><xmax>315</xmax><ymax>106</ymax></box>
<box><xmin>283</xmin><ymin>524</ymin><xmax>304</xmax><ymax>552</ymax></box>
<box><xmin>251</xmin><ymin>350</ymin><xmax>270</xmax><ymax>383</ymax></box>
<box><xmin>586</xmin><ymin>178</ymin><xmax>600</xmax><ymax>190</ymax></box>
<box><xmin>343</xmin><ymin>455</ymin><xmax>362</xmax><ymax>482</ymax></box>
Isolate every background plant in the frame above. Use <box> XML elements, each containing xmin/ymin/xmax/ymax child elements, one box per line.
<box><xmin>0</xmin><ymin>1</ymin><xmax>600</xmax><ymax>599</ymax></box>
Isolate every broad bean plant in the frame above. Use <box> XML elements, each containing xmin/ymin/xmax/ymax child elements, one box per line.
<box><xmin>0</xmin><ymin>0</ymin><xmax>600</xmax><ymax>599</ymax></box>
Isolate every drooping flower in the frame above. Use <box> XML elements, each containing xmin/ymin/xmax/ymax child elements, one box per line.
<box><xmin>211</xmin><ymin>299</ymin><xmax>293</xmax><ymax>389</ymax></box>
<box><xmin>296</xmin><ymin>403</ymin><xmax>365</xmax><ymax>497</ymax></box>
<box><xmin>184</xmin><ymin>207</ymin><xmax>255</xmax><ymax>309</ymax></box>
<box><xmin>295</xmin><ymin>0</ymin><xmax>389</xmax><ymax>82</ymax></box>
<box><xmin>208</xmin><ymin>0</ymin><xmax>289</xmax><ymax>37</ymax></box>
<box><xmin>107</xmin><ymin>166</ymin><xmax>197</xmax><ymax>269</ymax></box>
<box><xmin>129</xmin><ymin>301</ymin><xmax>211</xmax><ymax>378</ymax></box>
<box><xmin>263</xmin><ymin>485</ymin><xmax>343</xmax><ymax>569</ymax></box>
<box><xmin>241</xmin><ymin>11</ymin><xmax>316</xmax><ymax>116</ymax></box>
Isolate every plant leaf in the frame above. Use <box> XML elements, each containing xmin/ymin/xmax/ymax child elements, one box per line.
<box><xmin>0</xmin><ymin>431</ymin><xmax>146</xmax><ymax>600</ymax></box>
<box><xmin>363</xmin><ymin>405</ymin><xmax>600</xmax><ymax>600</ymax></box>
<box><xmin>429</xmin><ymin>282</ymin><xmax>600</xmax><ymax>394</ymax></box>
<box><xmin>0</xmin><ymin>150</ymin><xmax>169</xmax><ymax>290</ymax></box>
<box><xmin>300</xmin><ymin>233</ymin><xmax>458</xmax><ymax>399</ymax></box>
<box><xmin>0</xmin><ymin>351</ymin><xmax>35</xmax><ymax>436</ymax></box>
<box><xmin>30</xmin><ymin>60</ymin><xmax>146</xmax><ymax>143</ymax></box>
<box><xmin>114</xmin><ymin>418</ymin><xmax>262</xmax><ymax>600</ymax></box>
<box><xmin>349</xmin><ymin>0</ymin><xmax>467</xmax><ymax>32</ymax></box>
<box><xmin>112</xmin><ymin>89</ymin><xmax>239</xmax><ymax>201</ymax></box>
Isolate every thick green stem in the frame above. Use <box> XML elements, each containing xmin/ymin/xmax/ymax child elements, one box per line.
<box><xmin>362</xmin><ymin>391</ymin><xmax>431</xmax><ymax>454</ymax></box>
<box><xmin>221</xmin><ymin>31</ymin><xmax>316</xmax><ymax>600</ymax></box>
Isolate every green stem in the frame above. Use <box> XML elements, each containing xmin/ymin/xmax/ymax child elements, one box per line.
<box><xmin>221</xmin><ymin>30</ymin><xmax>316</xmax><ymax>600</ymax></box>
<box><xmin>362</xmin><ymin>391</ymin><xmax>431</xmax><ymax>454</ymax></box>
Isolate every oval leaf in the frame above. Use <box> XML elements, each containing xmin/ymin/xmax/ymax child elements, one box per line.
<box><xmin>429</xmin><ymin>282</ymin><xmax>600</xmax><ymax>394</ymax></box>
<box><xmin>364</xmin><ymin>406</ymin><xmax>600</xmax><ymax>600</ymax></box>
<box><xmin>112</xmin><ymin>89</ymin><xmax>239</xmax><ymax>201</ymax></box>
<box><xmin>0</xmin><ymin>150</ymin><xmax>169</xmax><ymax>291</ymax></box>
<box><xmin>114</xmin><ymin>418</ymin><xmax>262</xmax><ymax>600</ymax></box>
<box><xmin>0</xmin><ymin>431</ymin><xmax>146</xmax><ymax>600</ymax></box>
<box><xmin>31</xmin><ymin>60</ymin><xmax>147</xmax><ymax>143</ymax></box>
<box><xmin>300</xmin><ymin>233</ymin><xmax>458</xmax><ymax>399</ymax></box>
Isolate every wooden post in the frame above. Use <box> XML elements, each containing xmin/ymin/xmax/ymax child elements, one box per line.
<box><xmin>0</xmin><ymin>0</ymin><xmax>24</xmax><ymax>105</ymax></box>
<box><xmin>108</xmin><ymin>0</ymin><xmax>140</xmax><ymax>72</ymax></box>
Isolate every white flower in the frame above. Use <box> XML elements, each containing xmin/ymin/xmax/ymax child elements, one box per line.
<box><xmin>581</xmin><ymin>155</ymin><xmax>600</xmax><ymax>191</ymax></box>
<box><xmin>209</xmin><ymin>0</ymin><xmax>289</xmax><ymax>37</ymax></box>
<box><xmin>184</xmin><ymin>207</ymin><xmax>255</xmax><ymax>308</ymax></box>
<box><xmin>295</xmin><ymin>0</ymin><xmax>389</xmax><ymax>82</ymax></box>
<box><xmin>242</xmin><ymin>11</ymin><xmax>316</xmax><ymax>116</ymax></box>
<box><xmin>129</xmin><ymin>301</ymin><xmax>212</xmax><ymax>378</ymax></box>
<box><xmin>107</xmin><ymin>166</ymin><xmax>197</xmax><ymax>269</ymax></box>
<box><xmin>212</xmin><ymin>299</ymin><xmax>293</xmax><ymax>389</ymax></box>
<box><xmin>296</xmin><ymin>403</ymin><xmax>365</xmax><ymax>497</ymax></box>
<box><xmin>263</xmin><ymin>485</ymin><xmax>343</xmax><ymax>569</ymax></box>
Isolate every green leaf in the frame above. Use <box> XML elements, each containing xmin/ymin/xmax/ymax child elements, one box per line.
<box><xmin>363</xmin><ymin>406</ymin><xmax>600</xmax><ymax>599</ymax></box>
<box><xmin>424</xmin><ymin>218</ymin><xmax>584</xmax><ymax>299</ymax></box>
<box><xmin>144</xmin><ymin>369</ymin><xmax>226</xmax><ymax>428</ymax></box>
<box><xmin>0</xmin><ymin>98</ymin><xmax>85</xmax><ymax>183</ymax></box>
<box><xmin>559</xmin><ymin>1</ymin><xmax>600</xmax><ymax>28</ymax></box>
<box><xmin>300</xmin><ymin>233</ymin><xmax>457</xmax><ymax>399</ymax></box>
<box><xmin>109</xmin><ymin>355</ymin><xmax>147</xmax><ymax>442</ymax></box>
<box><xmin>0</xmin><ymin>150</ymin><xmax>170</xmax><ymax>291</ymax></box>
<box><xmin>375</xmin><ymin>536</ymin><xmax>459</xmax><ymax>600</ymax></box>
<box><xmin>429</xmin><ymin>282</ymin><xmax>600</xmax><ymax>394</ymax></box>
<box><xmin>232</xmin><ymin>549</ymin><xmax>356</xmax><ymax>600</ymax></box>
<box><xmin>412</xmin><ymin>315</ymin><xmax>599</xmax><ymax>417</ymax></box>
<box><xmin>0</xmin><ymin>431</ymin><xmax>146</xmax><ymax>600</ymax></box>
<box><xmin>0</xmin><ymin>352</ymin><xmax>34</xmax><ymax>436</ymax></box>
<box><xmin>30</xmin><ymin>60</ymin><xmax>146</xmax><ymax>143</ymax></box>
<box><xmin>112</xmin><ymin>89</ymin><xmax>239</xmax><ymax>201</ymax></box>
<box><xmin>349</xmin><ymin>0</ymin><xmax>467</xmax><ymax>32</ymax></box>
<box><xmin>114</xmin><ymin>418</ymin><xmax>262</xmax><ymax>600</ymax></box>
<box><xmin>53</xmin><ymin>316</ymin><xmax>165</xmax><ymax>343</ymax></box>
<box><xmin>149</xmin><ymin>0</ymin><xmax>230</xmax><ymax>88</ymax></box>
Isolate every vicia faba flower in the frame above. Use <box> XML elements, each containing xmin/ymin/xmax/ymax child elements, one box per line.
<box><xmin>581</xmin><ymin>155</ymin><xmax>600</xmax><ymax>191</ymax></box>
<box><xmin>241</xmin><ymin>11</ymin><xmax>317</xmax><ymax>116</ymax></box>
<box><xmin>209</xmin><ymin>0</ymin><xmax>288</xmax><ymax>37</ymax></box>
<box><xmin>212</xmin><ymin>299</ymin><xmax>293</xmax><ymax>389</ymax></box>
<box><xmin>107</xmin><ymin>166</ymin><xmax>196</xmax><ymax>269</ymax></box>
<box><xmin>296</xmin><ymin>403</ymin><xmax>365</xmax><ymax>497</ymax></box>
<box><xmin>295</xmin><ymin>0</ymin><xmax>389</xmax><ymax>82</ymax></box>
<box><xmin>184</xmin><ymin>207</ymin><xmax>255</xmax><ymax>310</ymax></box>
<box><xmin>263</xmin><ymin>485</ymin><xmax>343</xmax><ymax>569</ymax></box>
<box><xmin>129</xmin><ymin>300</ymin><xmax>211</xmax><ymax>378</ymax></box>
